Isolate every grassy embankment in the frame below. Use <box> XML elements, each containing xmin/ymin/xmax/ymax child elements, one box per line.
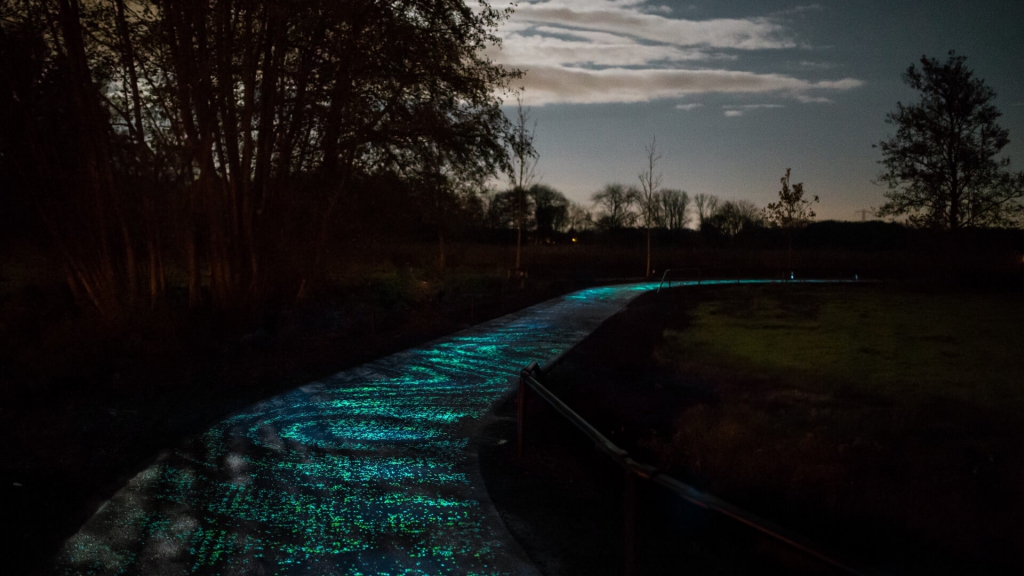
<box><xmin>648</xmin><ymin>283</ymin><xmax>1024</xmax><ymax>572</ymax></box>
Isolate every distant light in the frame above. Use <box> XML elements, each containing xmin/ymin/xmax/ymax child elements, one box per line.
<box><xmin>571</xmin><ymin>237</ymin><xmax>577</xmax><ymax>243</ymax></box>
<box><xmin>854</xmin><ymin>274</ymin><xmax>859</xmax><ymax>280</ymax></box>
<box><xmin>790</xmin><ymin>272</ymin><xmax>795</xmax><ymax>280</ymax></box>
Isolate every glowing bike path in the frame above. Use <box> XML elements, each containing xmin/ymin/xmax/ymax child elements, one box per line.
<box><xmin>56</xmin><ymin>280</ymin><xmax>827</xmax><ymax>575</ymax></box>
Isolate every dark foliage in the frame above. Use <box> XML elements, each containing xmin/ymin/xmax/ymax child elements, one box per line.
<box><xmin>0</xmin><ymin>0</ymin><xmax>518</xmax><ymax>315</ymax></box>
<box><xmin>796</xmin><ymin>221</ymin><xmax>910</xmax><ymax>251</ymax></box>
<box><xmin>763</xmin><ymin>168</ymin><xmax>818</xmax><ymax>228</ymax></box>
<box><xmin>875</xmin><ymin>51</ymin><xmax>1024</xmax><ymax>229</ymax></box>
<box><xmin>702</xmin><ymin>199</ymin><xmax>763</xmax><ymax>237</ymax></box>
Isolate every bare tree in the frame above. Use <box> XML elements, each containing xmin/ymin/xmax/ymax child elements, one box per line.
<box><xmin>693</xmin><ymin>193</ymin><xmax>720</xmax><ymax>230</ymax></box>
<box><xmin>706</xmin><ymin>199</ymin><xmax>763</xmax><ymax>236</ymax></box>
<box><xmin>637</xmin><ymin>136</ymin><xmax>662</xmax><ymax>277</ymax></box>
<box><xmin>658</xmin><ymin>189</ymin><xmax>690</xmax><ymax>230</ymax></box>
<box><xmin>592</xmin><ymin>183</ymin><xmax>637</xmax><ymax>230</ymax></box>
<box><xmin>506</xmin><ymin>92</ymin><xmax>538</xmax><ymax>271</ymax></box>
<box><xmin>564</xmin><ymin>201</ymin><xmax>593</xmax><ymax>232</ymax></box>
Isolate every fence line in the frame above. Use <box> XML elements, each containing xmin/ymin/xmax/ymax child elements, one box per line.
<box><xmin>656</xmin><ymin>267</ymin><xmax>702</xmax><ymax>292</ymax></box>
<box><xmin>516</xmin><ymin>360</ymin><xmax>864</xmax><ymax>576</ymax></box>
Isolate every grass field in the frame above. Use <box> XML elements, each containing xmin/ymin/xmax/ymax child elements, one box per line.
<box><xmin>647</xmin><ymin>283</ymin><xmax>1024</xmax><ymax>572</ymax></box>
<box><xmin>662</xmin><ymin>283</ymin><xmax>1024</xmax><ymax>409</ymax></box>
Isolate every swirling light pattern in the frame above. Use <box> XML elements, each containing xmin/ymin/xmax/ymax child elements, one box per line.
<box><xmin>55</xmin><ymin>280</ymin><xmax>829</xmax><ymax>575</ymax></box>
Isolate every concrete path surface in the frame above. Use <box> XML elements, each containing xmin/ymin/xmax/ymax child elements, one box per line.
<box><xmin>55</xmin><ymin>282</ymin><xmax>674</xmax><ymax>575</ymax></box>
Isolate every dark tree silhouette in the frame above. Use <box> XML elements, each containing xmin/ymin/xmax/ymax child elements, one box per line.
<box><xmin>764</xmin><ymin>168</ymin><xmax>817</xmax><ymax>270</ymax></box>
<box><xmin>564</xmin><ymin>201</ymin><xmax>593</xmax><ymax>232</ymax></box>
<box><xmin>592</xmin><ymin>183</ymin><xmax>638</xmax><ymax>231</ymax></box>
<box><xmin>0</xmin><ymin>6</ymin><xmax>78</xmax><ymax>239</ymax></box>
<box><xmin>636</xmin><ymin>136</ymin><xmax>662</xmax><ymax>277</ymax></box>
<box><xmin>764</xmin><ymin>168</ymin><xmax>818</xmax><ymax>228</ymax></box>
<box><xmin>693</xmin><ymin>192</ymin><xmax>719</xmax><ymax>229</ymax></box>
<box><xmin>657</xmin><ymin>189</ymin><xmax>690</xmax><ymax>230</ymax></box>
<box><xmin>506</xmin><ymin>93</ymin><xmax>538</xmax><ymax>271</ymax></box>
<box><xmin>528</xmin><ymin>184</ymin><xmax>568</xmax><ymax>239</ymax></box>
<box><xmin>875</xmin><ymin>51</ymin><xmax>1024</xmax><ymax>229</ymax></box>
<box><xmin>2</xmin><ymin>0</ymin><xmax>519</xmax><ymax>313</ymax></box>
<box><xmin>483</xmin><ymin>189</ymin><xmax>526</xmax><ymax>230</ymax></box>
<box><xmin>705</xmin><ymin>199</ymin><xmax>762</xmax><ymax>237</ymax></box>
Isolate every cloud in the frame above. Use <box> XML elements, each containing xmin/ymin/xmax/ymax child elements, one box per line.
<box><xmin>772</xmin><ymin>4</ymin><xmax>825</xmax><ymax>16</ymax></box>
<box><xmin>490</xmin><ymin>29</ymin><xmax>725</xmax><ymax>67</ymax></box>
<box><xmin>795</xmin><ymin>94</ymin><xmax>834</xmax><ymax>103</ymax></box>
<box><xmin>812</xmin><ymin>78</ymin><xmax>863</xmax><ymax>90</ymax></box>
<box><xmin>492</xmin><ymin>1</ymin><xmax>864</xmax><ymax>107</ymax></box>
<box><xmin>720</xmin><ymin>103</ymin><xmax>784</xmax><ymax>117</ymax></box>
<box><xmin>675</xmin><ymin>103</ymin><xmax>703</xmax><ymax>111</ymax></box>
<box><xmin>723</xmin><ymin>104</ymin><xmax>785</xmax><ymax>109</ymax></box>
<box><xmin>511</xmin><ymin>3</ymin><xmax>796</xmax><ymax>50</ymax></box>
<box><xmin>643</xmin><ymin>4</ymin><xmax>673</xmax><ymax>14</ymax></box>
<box><xmin>512</xmin><ymin>65</ymin><xmax>864</xmax><ymax>106</ymax></box>
<box><xmin>799</xmin><ymin>60</ymin><xmax>835</xmax><ymax>69</ymax></box>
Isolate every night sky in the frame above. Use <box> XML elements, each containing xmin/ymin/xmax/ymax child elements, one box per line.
<box><xmin>492</xmin><ymin>0</ymin><xmax>1024</xmax><ymax>221</ymax></box>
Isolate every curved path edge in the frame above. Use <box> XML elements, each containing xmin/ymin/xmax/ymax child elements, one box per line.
<box><xmin>55</xmin><ymin>280</ymin><xmax>837</xmax><ymax>575</ymax></box>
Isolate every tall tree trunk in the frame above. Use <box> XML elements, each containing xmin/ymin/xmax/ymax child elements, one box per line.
<box><xmin>302</xmin><ymin>158</ymin><xmax>352</xmax><ymax>301</ymax></box>
<box><xmin>121</xmin><ymin>222</ymin><xmax>138</xmax><ymax>303</ymax></box>
<box><xmin>187</xmin><ymin>230</ymin><xmax>200</xmax><ymax>307</ymax></box>
<box><xmin>113</xmin><ymin>0</ymin><xmax>145</xmax><ymax>145</ymax></box>
<box><xmin>148</xmin><ymin>236</ymin><xmax>160</xmax><ymax>305</ymax></box>
<box><xmin>437</xmin><ymin>230</ymin><xmax>446</xmax><ymax>272</ymax></box>
<box><xmin>515</xmin><ymin>225</ymin><xmax>522</xmax><ymax>270</ymax></box>
<box><xmin>55</xmin><ymin>0</ymin><xmax>124</xmax><ymax>315</ymax></box>
<box><xmin>645</xmin><ymin>227</ymin><xmax>651</xmax><ymax>278</ymax></box>
<box><xmin>515</xmin><ymin>186</ymin><xmax>523</xmax><ymax>270</ymax></box>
